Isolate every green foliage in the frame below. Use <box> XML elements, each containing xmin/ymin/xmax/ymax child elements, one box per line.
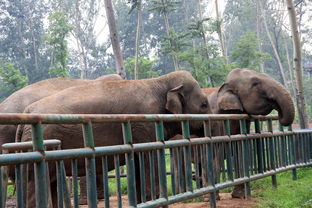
<box><xmin>253</xmin><ymin>168</ymin><xmax>312</xmax><ymax>208</ymax></box>
<box><xmin>231</xmin><ymin>32</ymin><xmax>271</xmax><ymax>70</ymax></box>
<box><xmin>178</xmin><ymin>45</ymin><xmax>234</xmax><ymax>87</ymax></box>
<box><xmin>162</xmin><ymin>30</ymin><xmax>190</xmax><ymax>57</ymax></box>
<box><xmin>0</xmin><ymin>59</ymin><xmax>28</xmax><ymax>99</ymax></box>
<box><xmin>150</xmin><ymin>0</ymin><xmax>181</xmax><ymax>15</ymax></box>
<box><xmin>44</xmin><ymin>11</ymin><xmax>73</xmax><ymax>77</ymax></box>
<box><xmin>125</xmin><ymin>56</ymin><xmax>161</xmax><ymax>79</ymax></box>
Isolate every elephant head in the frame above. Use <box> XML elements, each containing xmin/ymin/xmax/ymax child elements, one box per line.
<box><xmin>217</xmin><ymin>68</ymin><xmax>295</xmax><ymax>126</ymax></box>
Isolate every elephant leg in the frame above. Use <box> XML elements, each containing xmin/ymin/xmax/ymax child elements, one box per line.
<box><xmin>79</xmin><ymin>175</ymin><xmax>104</xmax><ymax>205</ymax></box>
<box><xmin>231</xmin><ymin>184</ymin><xmax>245</xmax><ymax>198</ymax></box>
<box><xmin>134</xmin><ymin>151</ymin><xmax>160</xmax><ymax>204</ymax></box>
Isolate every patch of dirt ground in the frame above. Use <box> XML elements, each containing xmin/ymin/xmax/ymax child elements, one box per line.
<box><xmin>79</xmin><ymin>193</ymin><xmax>257</xmax><ymax>208</ymax></box>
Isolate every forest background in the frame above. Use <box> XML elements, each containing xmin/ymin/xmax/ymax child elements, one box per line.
<box><xmin>0</xmin><ymin>0</ymin><xmax>311</xmax><ymax>126</ymax></box>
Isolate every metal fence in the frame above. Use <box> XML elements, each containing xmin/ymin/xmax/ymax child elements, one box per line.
<box><xmin>0</xmin><ymin>113</ymin><xmax>311</xmax><ymax>208</ymax></box>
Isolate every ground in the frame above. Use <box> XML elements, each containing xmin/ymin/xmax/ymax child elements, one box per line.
<box><xmin>78</xmin><ymin>193</ymin><xmax>257</xmax><ymax>208</ymax></box>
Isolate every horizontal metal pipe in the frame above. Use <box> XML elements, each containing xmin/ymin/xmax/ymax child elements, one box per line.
<box><xmin>1</xmin><ymin>131</ymin><xmax>311</xmax><ymax>164</ymax></box>
<box><xmin>138</xmin><ymin>162</ymin><xmax>312</xmax><ymax>208</ymax></box>
<box><xmin>0</xmin><ymin>113</ymin><xmax>278</xmax><ymax>124</ymax></box>
<box><xmin>0</xmin><ymin>152</ymin><xmax>43</xmax><ymax>165</ymax></box>
<box><xmin>2</xmin><ymin>140</ymin><xmax>61</xmax><ymax>151</ymax></box>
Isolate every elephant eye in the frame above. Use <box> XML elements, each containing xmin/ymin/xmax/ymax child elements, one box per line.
<box><xmin>252</xmin><ymin>82</ymin><xmax>259</xmax><ymax>87</ymax></box>
<box><xmin>201</xmin><ymin>102</ymin><xmax>208</xmax><ymax>108</ymax></box>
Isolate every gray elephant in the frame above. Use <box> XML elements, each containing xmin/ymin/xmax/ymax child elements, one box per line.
<box><xmin>0</xmin><ymin>74</ymin><xmax>122</xmax><ymax>206</ymax></box>
<box><xmin>172</xmin><ymin>68</ymin><xmax>295</xmax><ymax>200</ymax></box>
<box><xmin>0</xmin><ymin>74</ymin><xmax>122</xmax><ymax>146</ymax></box>
<box><xmin>205</xmin><ymin>68</ymin><xmax>294</xmax><ymax>198</ymax></box>
<box><xmin>16</xmin><ymin>71</ymin><xmax>209</xmax><ymax>207</ymax></box>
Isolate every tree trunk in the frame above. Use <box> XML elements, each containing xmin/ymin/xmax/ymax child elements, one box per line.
<box><xmin>285</xmin><ymin>0</ymin><xmax>309</xmax><ymax>128</ymax></box>
<box><xmin>134</xmin><ymin>0</ymin><xmax>142</xmax><ymax>80</ymax></box>
<box><xmin>214</xmin><ymin>0</ymin><xmax>228</xmax><ymax>64</ymax></box>
<box><xmin>162</xmin><ymin>11</ymin><xmax>179</xmax><ymax>71</ymax></box>
<box><xmin>104</xmin><ymin>0</ymin><xmax>126</xmax><ymax>79</ymax></box>
<box><xmin>258</xmin><ymin>0</ymin><xmax>287</xmax><ymax>86</ymax></box>
<box><xmin>255</xmin><ymin>0</ymin><xmax>265</xmax><ymax>73</ymax></box>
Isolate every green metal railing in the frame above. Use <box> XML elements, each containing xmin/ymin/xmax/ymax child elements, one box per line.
<box><xmin>0</xmin><ymin>113</ymin><xmax>311</xmax><ymax>208</ymax></box>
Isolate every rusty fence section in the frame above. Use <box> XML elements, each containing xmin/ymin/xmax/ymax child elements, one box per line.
<box><xmin>0</xmin><ymin>113</ymin><xmax>311</xmax><ymax>208</ymax></box>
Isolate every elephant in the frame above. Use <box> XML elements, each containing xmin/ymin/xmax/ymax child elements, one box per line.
<box><xmin>210</xmin><ymin>68</ymin><xmax>294</xmax><ymax>198</ymax></box>
<box><xmin>0</xmin><ymin>74</ymin><xmax>122</xmax><ymax>206</ymax></box>
<box><xmin>171</xmin><ymin>68</ymin><xmax>295</xmax><ymax>200</ymax></box>
<box><xmin>16</xmin><ymin>71</ymin><xmax>210</xmax><ymax>207</ymax></box>
<box><xmin>0</xmin><ymin>74</ymin><xmax>122</xmax><ymax>146</ymax></box>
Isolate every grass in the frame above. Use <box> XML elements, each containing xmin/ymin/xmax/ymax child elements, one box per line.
<box><xmin>252</xmin><ymin>167</ymin><xmax>312</xmax><ymax>208</ymax></box>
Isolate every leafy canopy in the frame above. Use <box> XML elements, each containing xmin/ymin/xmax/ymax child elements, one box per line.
<box><xmin>231</xmin><ymin>32</ymin><xmax>271</xmax><ymax>70</ymax></box>
<box><xmin>0</xmin><ymin>59</ymin><xmax>28</xmax><ymax>100</ymax></box>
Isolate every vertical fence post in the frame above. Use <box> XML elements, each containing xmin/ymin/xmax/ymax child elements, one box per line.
<box><xmin>122</xmin><ymin>122</ymin><xmax>137</xmax><ymax>207</ymax></box>
<box><xmin>204</xmin><ymin>120</ymin><xmax>216</xmax><ymax>208</ymax></box>
<box><xmin>224</xmin><ymin>120</ymin><xmax>233</xmax><ymax>181</ymax></box>
<box><xmin>82</xmin><ymin>121</ymin><xmax>98</xmax><ymax>208</ymax></box>
<box><xmin>254</xmin><ymin>119</ymin><xmax>264</xmax><ymax>174</ymax></box>
<box><xmin>155</xmin><ymin>121</ymin><xmax>168</xmax><ymax>208</ymax></box>
<box><xmin>267</xmin><ymin>119</ymin><xmax>277</xmax><ymax>188</ymax></box>
<box><xmin>31</xmin><ymin>122</ymin><xmax>48</xmax><ymax>208</ymax></box>
<box><xmin>240</xmin><ymin>119</ymin><xmax>251</xmax><ymax>199</ymax></box>
<box><xmin>181</xmin><ymin>120</ymin><xmax>193</xmax><ymax>192</ymax></box>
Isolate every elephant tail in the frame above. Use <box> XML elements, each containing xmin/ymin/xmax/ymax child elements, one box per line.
<box><xmin>15</xmin><ymin>124</ymin><xmax>24</xmax><ymax>143</ymax></box>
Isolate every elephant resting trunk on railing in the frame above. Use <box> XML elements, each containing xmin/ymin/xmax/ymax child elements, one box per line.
<box><xmin>171</xmin><ymin>68</ymin><xmax>295</xmax><ymax>200</ymax></box>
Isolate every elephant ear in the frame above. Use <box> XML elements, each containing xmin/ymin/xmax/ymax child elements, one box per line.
<box><xmin>217</xmin><ymin>83</ymin><xmax>243</xmax><ymax>112</ymax></box>
<box><xmin>166</xmin><ymin>85</ymin><xmax>184</xmax><ymax>114</ymax></box>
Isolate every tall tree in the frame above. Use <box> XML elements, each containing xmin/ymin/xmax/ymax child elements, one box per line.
<box><xmin>104</xmin><ymin>0</ymin><xmax>127</xmax><ymax>78</ymax></box>
<box><xmin>45</xmin><ymin>11</ymin><xmax>73</xmax><ymax>77</ymax></box>
<box><xmin>129</xmin><ymin>0</ymin><xmax>143</xmax><ymax>80</ymax></box>
<box><xmin>214</xmin><ymin>0</ymin><xmax>228</xmax><ymax>63</ymax></box>
<box><xmin>257</xmin><ymin>0</ymin><xmax>287</xmax><ymax>86</ymax></box>
<box><xmin>285</xmin><ymin>0</ymin><xmax>309</xmax><ymax>128</ymax></box>
<box><xmin>151</xmin><ymin>0</ymin><xmax>180</xmax><ymax>71</ymax></box>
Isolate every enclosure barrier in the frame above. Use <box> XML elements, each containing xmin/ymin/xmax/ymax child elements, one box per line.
<box><xmin>0</xmin><ymin>113</ymin><xmax>311</xmax><ymax>208</ymax></box>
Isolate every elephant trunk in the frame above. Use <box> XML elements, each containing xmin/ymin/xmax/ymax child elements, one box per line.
<box><xmin>267</xmin><ymin>81</ymin><xmax>295</xmax><ymax>126</ymax></box>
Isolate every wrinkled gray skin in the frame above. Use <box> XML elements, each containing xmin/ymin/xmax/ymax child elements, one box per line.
<box><xmin>205</xmin><ymin>68</ymin><xmax>295</xmax><ymax>198</ymax></box>
<box><xmin>0</xmin><ymin>74</ymin><xmax>122</xmax><ymax>206</ymax></box>
<box><xmin>172</xmin><ymin>68</ymin><xmax>295</xmax><ymax>200</ymax></box>
<box><xmin>16</xmin><ymin>71</ymin><xmax>209</xmax><ymax>208</ymax></box>
<box><xmin>0</xmin><ymin>74</ymin><xmax>122</xmax><ymax>147</ymax></box>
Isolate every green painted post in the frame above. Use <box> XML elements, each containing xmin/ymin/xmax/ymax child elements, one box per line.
<box><xmin>268</xmin><ymin>119</ymin><xmax>277</xmax><ymax>188</ymax></box>
<box><xmin>204</xmin><ymin>120</ymin><xmax>216</xmax><ymax>208</ymax></box>
<box><xmin>149</xmin><ymin>151</ymin><xmax>156</xmax><ymax>199</ymax></box>
<box><xmin>155</xmin><ymin>121</ymin><xmax>168</xmax><ymax>208</ymax></box>
<box><xmin>139</xmin><ymin>152</ymin><xmax>146</xmax><ymax>202</ymax></box>
<box><xmin>254</xmin><ymin>119</ymin><xmax>263</xmax><ymax>174</ymax></box>
<box><xmin>182</xmin><ymin>120</ymin><xmax>193</xmax><ymax>192</ymax></box>
<box><xmin>82</xmin><ymin>122</ymin><xmax>98</xmax><ymax>208</ymax></box>
<box><xmin>31</xmin><ymin>122</ymin><xmax>48</xmax><ymax>208</ymax></box>
<box><xmin>102</xmin><ymin>156</ymin><xmax>110</xmax><ymax>208</ymax></box>
<box><xmin>169</xmin><ymin>149</ymin><xmax>176</xmax><ymax>195</ymax></box>
<box><xmin>224</xmin><ymin>120</ymin><xmax>233</xmax><ymax>181</ymax></box>
<box><xmin>114</xmin><ymin>155</ymin><xmax>122</xmax><ymax>208</ymax></box>
<box><xmin>122</xmin><ymin>122</ymin><xmax>137</xmax><ymax>206</ymax></box>
<box><xmin>71</xmin><ymin>159</ymin><xmax>79</xmax><ymax>208</ymax></box>
<box><xmin>15</xmin><ymin>164</ymin><xmax>25</xmax><ymax>208</ymax></box>
<box><xmin>56</xmin><ymin>161</ymin><xmax>64</xmax><ymax>208</ymax></box>
<box><xmin>241</xmin><ymin>119</ymin><xmax>251</xmax><ymax>199</ymax></box>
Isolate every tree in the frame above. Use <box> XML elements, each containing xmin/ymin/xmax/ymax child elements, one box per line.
<box><xmin>257</xmin><ymin>0</ymin><xmax>287</xmax><ymax>86</ymax></box>
<box><xmin>45</xmin><ymin>11</ymin><xmax>73</xmax><ymax>77</ymax></box>
<box><xmin>231</xmin><ymin>32</ymin><xmax>271</xmax><ymax>70</ymax></box>
<box><xmin>128</xmin><ymin>0</ymin><xmax>143</xmax><ymax>80</ymax></box>
<box><xmin>285</xmin><ymin>0</ymin><xmax>309</xmax><ymax>128</ymax></box>
<box><xmin>0</xmin><ymin>0</ymin><xmax>50</xmax><ymax>83</ymax></box>
<box><xmin>104</xmin><ymin>0</ymin><xmax>127</xmax><ymax>79</ymax></box>
<box><xmin>125</xmin><ymin>56</ymin><xmax>161</xmax><ymax>79</ymax></box>
<box><xmin>0</xmin><ymin>59</ymin><xmax>28</xmax><ymax>100</ymax></box>
<box><xmin>150</xmin><ymin>0</ymin><xmax>181</xmax><ymax>71</ymax></box>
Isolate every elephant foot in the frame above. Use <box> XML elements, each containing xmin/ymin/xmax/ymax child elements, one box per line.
<box><xmin>231</xmin><ymin>184</ymin><xmax>245</xmax><ymax>199</ymax></box>
<box><xmin>203</xmin><ymin>191</ymin><xmax>220</xmax><ymax>202</ymax></box>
